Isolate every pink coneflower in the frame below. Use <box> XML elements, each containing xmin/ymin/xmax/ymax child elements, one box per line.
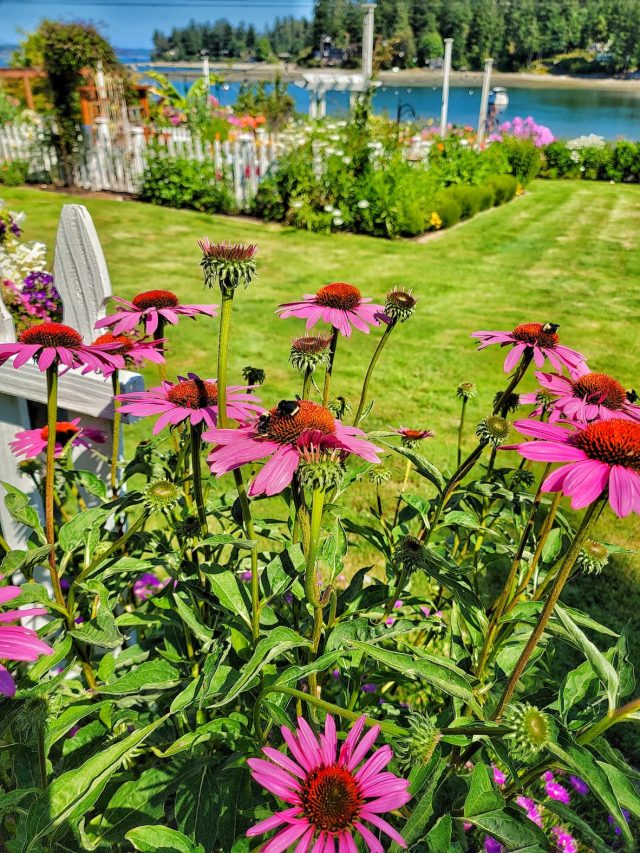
<box><xmin>277</xmin><ymin>282</ymin><xmax>386</xmax><ymax>338</ymax></box>
<box><xmin>0</xmin><ymin>321</ymin><xmax>125</xmax><ymax>374</ymax></box>
<box><xmin>394</xmin><ymin>427</ymin><xmax>435</xmax><ymax>448</ymax></box>
<box><xmin>10</xmin><ymin>418</ymin><xmax>107</xmax><ymax>460</ymax></box>
<box><xmin>506</xmin><ymin>418</ymin><xmax>640</xmax><ymax>517</ymax></box>
<box><xmin>524</xmin><ymin>370</ymin><xmax>640</xmax><ymax>424</ymax></box>
<box><xmin>116</xmin><ymin>374</ymin><xmax>262</xmax><ymax>434</ymax></box>
<box><xmin>551</xmin><ymin>826</ymin><xmax>578</xmax><ymax>852</ymax></box>
<box><xmin>133</xmin><ymin>572</ymin><xmax>167</xmax><ymax>602</ymax></box>
<box><xmin>0</xmin><ymin>582</ymin><xmax>52</xmax><ymax>697</ymax></box>
<box><xmin>94</xmin><ymin>289</ymin><xmax>218</xmax><ymax>336</ymax></box>
<box><xmin>472</xmin><ymin>323</ymin><xmax>586</xmax><ymax>373</ymax></box>
<box><xmin>542</xmin><ymin>772</ymin><xmax>571</xmax><ymax>804</ymax></box>
<box><xmin>205</xmin><ymin>399</ymin><xmax>381</xmax><ymax>497</ymax></box>
<box><xmin>516</xmin><ymin>796</ymin><xmax>543</xmax><ymax>827</ymax></box>
<box><xmin>246</xmin><ymin>714</ymin><xmax>411</xmax><ymax>851</ymax></box>
<box><xmin>90</xmin><ymin>332</ymin><xmax>166</xmax><ymax>369</ymax></box>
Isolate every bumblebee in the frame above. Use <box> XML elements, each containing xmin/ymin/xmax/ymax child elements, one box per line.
<box><xmin>276</xmin><ymin>400</ymin><xmax>301</xmax><ymax>417</ymax></box>
<box><xmin>542</xmin><ymin>322</ymin><xmax>560</xmax><ymax>334</ymax></box>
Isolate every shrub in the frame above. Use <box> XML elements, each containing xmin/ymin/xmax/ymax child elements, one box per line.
<box><xmin>0</xmin><ymin>160</ymin><xmax>29</xmax><ymax>187</ymax></box>
<box><xmin>138</xmin><ymin>155</ymin><xmax>236</xmax><ymax>214</ymax></box>
<box><xmin>433</xmin><ymin>190</ymin><xmax>462</xmax><ymax>227</ymax></box>
<box><xmin>579</xmin><ymin>145</ymin><xmax>612</xmax><ymax>181</ymax></box>
<box><xmin>500</xmin><ymin>137</ymin><xmax>542</xmax><ymax>184</ymax></box>
<box><xmin>487</xmin><ymin>174</ymin><xmax>518</xmax><ymax>205</ymax></box>
<box><xmin>543</xmin><ymin>141</ymin><xmax>580</xmax><ymax>179</ymax></box>
<box><xmin>607</xmin><ymin>141</ymin><xmax>640</xmax><ymax>183</ymax></box>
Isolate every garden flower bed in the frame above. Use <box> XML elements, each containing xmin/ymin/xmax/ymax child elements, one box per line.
<box><xmin>0</xmin><ymin>194</ymin><xmax>638</xmax><ymax>849</ymax></box>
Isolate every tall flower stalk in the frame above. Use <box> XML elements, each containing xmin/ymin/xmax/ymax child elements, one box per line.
<box><xmin>110</xmin><ymin>370</ymin><xmax>121</xmax><ymax>498</ymax></box>
<box><xmin>45</xmin><ymin>365</ymin><xmax>65</xmax><ymax>609</ymax></box>
<box><xmin>200</xmin><ymin>238</ymin><xmax>260</xmax><ymax>643</ymax></box>
<box><xmin>494</xmin><ymin>498</ymin><xmax>602</xmax><ymax>719</ymax></box>
<box><xmin>321</xmin><ymin>327</ymin><xmax>339</xmax><ymax>407</ymax></box>
<box><xmin>190</xmin><ymin>423</ymin><xmax>207</xmax><ymax>536</ymax></box>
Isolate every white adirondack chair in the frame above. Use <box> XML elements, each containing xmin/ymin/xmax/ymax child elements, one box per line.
<box><xmin>0</xmin><ymin>204</ymin><xmax>144</xmax><ymax>548</ymax></box>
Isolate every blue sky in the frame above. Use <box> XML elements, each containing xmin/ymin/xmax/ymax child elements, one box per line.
<box><xmin>0</xmin><ymin>0</ymin><xmax>314</xmax><ymax>49</ymax></box>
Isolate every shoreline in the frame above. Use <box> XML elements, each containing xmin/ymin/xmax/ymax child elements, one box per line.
<box><xmin>135</xmin><ymin>61</ymin><xmax>640</xmax><ymax>93</ymax></box>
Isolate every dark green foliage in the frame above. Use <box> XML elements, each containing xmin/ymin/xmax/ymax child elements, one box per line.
<box><xmin>543</xmin><ymin>141</ymin><xmax>581</xmax><ymax>179</ymax></box>
<box><xmin>500</xmin><ymin>137</ymin><xmax>543</xmax><ymax>184</ymax></box>
<box><xmin>0</xmin><ymin>160</ymin><xmax>29</xmax><ymax>187</ymax></box>
<box><xmin>234</xmin><ymin>77</ymin><xmax>295</xmax><ymax>132</ymax></box>
<box><xmin>432</xmin><ymin>193</ymin><xmax>462</xmax><ymax>228</ymax></box>
<box><xmin>138</xmin><ymin>156</ymin><xmax>236</xmax><ymax>214</ymax></box>
<box><xmin>487</xmin><ymin>174</ymin><xmax>518</xmax><ymax>204</ymax></box>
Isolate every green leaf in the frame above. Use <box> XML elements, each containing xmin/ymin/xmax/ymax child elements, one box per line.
<box><xmin>98</xmin><ymin>661</ymin><xmax>180</xmax><ymax>695</ymax></box>
<box><xmin>212</xmin><ymin>627</ymin><xmax>310</xmax><ymax>708</ymax></box>
<box><xmin>540</xmin><ymin>526</ymin><xmax>563</xmax><ymax>564</ymax></box>
<box><xmin>548</xmin><ymin>740</ymin><xmax>633</xmax><ymax>848</ymax></box>
<box><xmin>205</xmin><ymin>568</ymin><xmax>251</xmax><ymax>626</ymax></box>
<box><xmin>58</xmin><ymin>507</ymin><xmax>109</xmax><ymax>553</ymax></box>
<box><xmin>2</xmin><ymin>482</ymin><xmax>45</xmax><ymax>542</ymax></box>
<box><xmin>45</xmin><ymin>701</ymin><xmax>112</xmax><ymax>749</ymax></box>
<box><xmin>426</xmin><ymin>814</ymin><xmax>457</xmax><ymax>852</ymax></box>
<box><xmin>17</xmin><ymin>716</ymin><xmax>167</xmax><ymax>851</ymax></box>
<box><xmin>388</xmin><ymin>752</ymin><xmax>446</xmax><ymax>852</ymax></box>
<box><xmin>558</xmin><ymin>659</ymin><xmax>597</xmax><ymax>720</ymax></box>
<box><xmin>126</xmin><ymin>825</ymin><xmax>204</xmax><ymax>853</ymax></box>
<box><xmin>590</xmin><ymin>736</ymin><xmax>640</xmax><ymax>781</ymax></box>
<box><xmin>262</xmin><ymin>545</ymin><xmax>305</xmax><ymax>601</ymax></box>
<box><xmin>1</xmin><ymin>545</ymin><xmax>51</xmax><ymax>577</ymax></box>
<box><xmin>350</xmin><ymin>642</ymin><xmax>483</xmax><ymax>716</ymax></box>
<box><xmin>70</xmin><ymin>606</ymin><xmax>124</xmax><ymax>650</ymax></box>
<box><xmin>597</xmin><ymin>761</ymin><xmax>640</xmax><ymax>819</ymax></box>
<box><xmin>441</xmin><ymin>510</ymin><xmax>483</xmax><ymax>531</ymax></box>
<box><xmin>463</xmin><ymin>763</ymin><xmax>505</xmax><ymax>817</ymax></box>
<box><xmin>378</xmin><ymin>440</ymin><xmax>445</xmax><ymax>491</ymax></box>
<box><xmin>463</xmin><ymin>809</ymin><xmax>547</xmax><ymax>850</ymax></box>
<box><xmin>554</xmin><ymin>604</ymin><xmax>619</xmax><ymax>711</ymax></box>
<box><xmin>76</xmin><ymin>470</ymin><xmax>107</xmax><ymax>500</ymax></box>
<box><xmin>320</xmin><ymin>517</ymin><xmax>347</xmax><ymax>575</ymax></box>
<box><xmin>175</xmin><ymin>763</ymin><xmax>219</xmax><ymax>848</ymax></box>
<box><xmin>216</xmin><ymin>766</ymin><xmax>253</xmax><ymax>851</ymax></box>
<box><xmin>198</xmin><ymin>533</ymin><xmax>256</xmax><ymax>550</ymax></box>
<box><xmin>544</xmin><ymin>799</ymin><xmax>614</xmax><ymax>853</ymax></box>
<box><xmin>170</xmin><ymin>591</ymin><xmax>213</xmax><ymax>644</ymax></box>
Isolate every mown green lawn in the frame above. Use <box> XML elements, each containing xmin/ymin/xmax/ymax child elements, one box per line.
<box><xmin>4</xmin><ymin>181</ymin><xmax>640</xmax><ymax>758</ymax></box>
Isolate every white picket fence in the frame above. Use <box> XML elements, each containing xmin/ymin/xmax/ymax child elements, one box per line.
<box><xmin>0</xmin><ymin>204</ymin><xmax>144</xmax><ymax>548</ymax></box>
<box><xmin>0</xmin><ymin>121</ymin><xmax>285</xmax><ymax>204</ymax></box>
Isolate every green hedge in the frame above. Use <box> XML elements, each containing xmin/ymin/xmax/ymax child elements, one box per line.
<box><xmin>138</xmin><ymin>156</ymin><xmax>237</xmax><ymax>214</ymax></box>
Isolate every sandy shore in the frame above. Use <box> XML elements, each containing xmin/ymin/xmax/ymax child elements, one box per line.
<box><xmin>137</xmin><ymin>61</ymin><xmax>640</xmax><ymax>93</ymax></box>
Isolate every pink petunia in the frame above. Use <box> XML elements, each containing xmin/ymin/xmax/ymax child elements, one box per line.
<box><xmin>0</xmin><ymin>321</ymin><xmax>126</xmax><ymax>375</ymax></box>
<box><xmin>246</xmin><ymin>713</ymin><xmax>411</xmax><ymax>851</ymax></box>
<box><xmin>10</xmin><ymin>417</ymin><xmax>107</xmax><ymax>460</ymax></box>
<box><xmin>504</xmin><ymin>418</ymin><xmax>640</xmax><ymax>518</ymax></box>
<box><xmin>472</xmin><ymin>323</ymin><xmax>586</xmax><ymax>374</ymax></box>
<box><xmin>94</xmin><ymin>289</ymin><xmax>218</xmax><ymax>336</ymax></box>
<box><xmin>116</xmin><ymin>374</ymin><xmax>262</xmax><ymax>434</ymax></box>
<box><xmin>277</xmin><ymin>282</ymin><xmax>387</xmax><ymax>338</ymax></box>
<box><xmin>524</xmin><ymin>369</ymin><xmax>640</xmax><ymax>424</ymax></box>
<box><xmin>0</xmin><ymin>582</ymin><xmax>52</xmax><ymax>697</ymax></box>
<box><xmin>205</xmin><ymin>399</ymin><xmax>381</xmax><ymax>497</ymax></box>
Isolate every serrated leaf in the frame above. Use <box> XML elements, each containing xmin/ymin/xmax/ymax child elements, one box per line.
<box><xmin>58</xmin><ymin>507</ymin><xmax>109</xmax><ymax>553</ymax></box>
<box><xmin>98</xmin><ymin>661</ymin><xmax>180</xmax><ymax>695</ymax></box>
<box><xmin>1</xmin><ymin>545</ymin><xmax>51</xmax><ymax>577</ymax></box>
<box><xmin>464</xmin><ymin>763</ymin><xmax>505</xmax><ymax>817</ymax></box>
<box><xmin>463</xmin><ymin>809</ymin><xmax>547</xmax><ymax>850</ymax></box>
<box><xmin>205</xmin><ymin>568</ymin><xmax>251</xmax><ymax>626</ymax></box>
<box><xmin>76</xmin><ymin>470</ymin><xmax>107</xmax><ymax>500</ymax></box>
<box><xmin>1</xmin><ymin>482</ymin><xmax>45</xmax><ymax>542</ymax></box>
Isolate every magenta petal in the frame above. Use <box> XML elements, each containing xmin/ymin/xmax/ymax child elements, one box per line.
<box><xmin>517</xmin><ymin>441</ymin><xmax>587</xmax><ymax>463</ymax></box>
<box><xmin>262</xmin><ymin>821</ymin><xmax>309</xmax><ymax>853</ymax></box>
<box><xmin>294</xmin><ymin>827</ymin><xmax>315</xmax><ymax>853</ymax></box>
<box><xmin>0</xmin><ymin>587</ymin><xmax>22</xmax><ymax>604</ymax></box>
<box><xmin>360</xmin><ymin>812</ymin><xmax>407</xmax><ymax>847</ymax></box>
<box><xmin>353</xmin><ymin>822</ymin><xmax>384</xmax><ymax>853</ymax></box>
<box><xmin>504</xmin><ymin>343</ymin><xmax>526</xmax><ymax>373</ymax></box>
<box><xmin>249</xmin><ymin>445</ymin><xmax>300</xmax><ymax>497</ymax></box>
<box><xmin>0</xmin><ymin>664</ymin><xmax>16</xmax><ymax>697</ymax></box>
<box><xmin>246</xmin><ymin>807</ymin><xmax>303</xmax><ymax>837</ymax></box>
<box><xmin>262</xmin><ymin>746</ymin><xmax>306</xmax><ymax>780</ymax></box>
<box><xmin>563</xmin><ymin>459</ymin><xmax>610</xmax><ymax>510</ymax></box>
<box><xmin>513</xmin><ymin>419</ymin><xmax>574</xmax><ymax>441</ymax></box>
<box><xmin>347</xmin><ymin>724</ymin><xmax>380</xmax><ymax>770</ymax></box>
<box><xmin>608</xmin><ymin>465</ymin><xmax>639</xmax><ymax>517</ymax></box>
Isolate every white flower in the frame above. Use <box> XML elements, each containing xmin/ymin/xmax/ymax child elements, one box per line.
<box><xmin>357</xmin><ymin>199</ymin><xmax>370</xmax><ymax>209</ymax></box>
<box><xmin>323</xmin><ymin>204</ymin><xmax>334</xmax><ymax>213</ymax></box>
<box><xmin>292</xmin><ymin>200</ymin><xmax>304</xmax><ymax>209</ymax></box>
<box><xmin>342</xmin><ymin>156</ymin><xmax>352</xmax><ymax>164</ymax></box>
<box><xmin>329</xmin><ymin>134</ymin><xmax>340</xmax><ymax>141</ymax></box>
<box><xmin>332</xmin><ymin>208</ymin><xmax>342</xmax><ymax>217</ymax></box>
<box><xmin>333</xmin><ymin>218</ymin><xmax>344</xmax><ymax>226</ymax></box>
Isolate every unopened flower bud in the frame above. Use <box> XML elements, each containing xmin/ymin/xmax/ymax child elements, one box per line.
<box><xmin>384</xmin><ymin>287</ymin><xmax>417</xmax><ymax>323</ymax></box>
<box><xmin>394</xmin><ymin>535</ymin><xmax>428</xmax><ymax>575</ymax></box>
<box><xmin>511</xmin><ymin>469</ymin><xmax>535</xmax><ymax>488</ymax></box>
<box><xmin>396</xmin><ymin>713</ymin><xmax>442</xmax><ymax>770</ymax></box>
<box><xmin>576</xmin><ymin>539</ymin><xmax>609</xmax><ymax>575</ymax></box>
<box><xmin>289</xmin><ymin>335</ymin><xmax>331</xmax><ymax>374</ymax></box>
<box><xmin>328</xmin><ymin>396</ymin><xmax>351</xmax><ymax>420</ymax></box>
<box><xmin>298</xmin><ymin>447</ymin><xmax>345</xmax><ymax>491</ymax></box>
<box><xmin>176</xmin><ymin>516</ymin><xmax>202</xmax><ymax>540</ymax></box>
<box><xmin>493</xmin><ymin>391</ymin><xmax>520</xmax><ymax>414</ymax></box>
<box><xmin>476</xmin><ymin>416</ymin><xmax>510</xmax><ymax>448</ymax></box>
<box><xmin>456</xmin><ymin>382</ymin><xmax>477</xmax><ymax>400</ymax></box>
<box><xmin>242</xmin><ymin>365</ymin><xmax>266</xmax><ymax>386</ymax></box>
<box><xmin>504</xmin><ymin>703</ymin><xmax>552</xmax><ymax>760</ymax></box>
<box><xmin>368</xmin><ymin>467</ymin><xmax>392</xmax><ymax>485</ymax></box>
<box><xmin>198</xmin><ymin>238</ymin><xmax>257</xmax><ymax>293</ymax></box>
<box><xmin>144</xmin><ymin>479</ymin><xmax>180</xmax><ymax>512</ymax></box>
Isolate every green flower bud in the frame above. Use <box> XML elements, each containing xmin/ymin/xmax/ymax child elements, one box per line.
<box><xmin>289</xmin><ymin>335</ymin><xmax>331</xmax><ymax>374</ymax></box>
<box><xmin>242</xmin><ymin>366</ymin><xmax>266</xmax><ymax>386</ymax></box>
<box><xmin>298</xmin><ymin>447</ymin><xmax>345</xmax><ymax>492</ymax></box>
<box><xmin>493</xmin><ymin>391</ymin><xmax>520</xmax><ymax>414</ymax></box>
<box><xmin>476</xmin><ymin>415</ymin><xmax>510</xmax><ymax>448</ymax></box>
<box><xmin>456</xmin><ymin>382</ymin><xmax>477</xmax><ymax>400</ymax></box>
<box><xmin>503</xmin><ymin>703</ymin><xmax>553</xmax><ymax>761</ymax></box>
<box><xmin>144</xmin><ymin>479</ymin><xmax>180</xmax><ymax>512</ymax></box>
<box><xmin>369</xmin><ymin>467</ymin><xmax>392</xmax><ymax>485</ymax></box>
<box><xmin>396</xmin><ymin>713</ymin><xmax>442</xmax><ymax>770</ymax></box>
<box><xmin>576</xmin><ymin>539</ymin><xmax>609</xmax><ymax>575</ymax></box>
<box><xmin>198</xmin><ymin>238</ymin><xmax>257</xmax><ymax>293</ymax></box>
<box><xmin>394</xmin><ymin>535</ymin><xmax>428</xmax><ymax>575</ymax></box>
<box><xmin>384</xmin><ymin>287</ymin><xmax>417</xmax><ymax>323</ymax></box>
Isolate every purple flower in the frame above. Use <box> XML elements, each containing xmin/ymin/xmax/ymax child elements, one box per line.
<box><xmin>516</xmin><ymin>795</ymin><xmax>543</xmax><ymax>827</ymax></box>
<box><xmin>361</xmin><ymin>683</ymin><xmax>377</xmax><ymax>693</ymax></box>
<box><xmin>133</xmin><ymin>572</ymin><xmax>166</xmax><ymax>602</ymax></box>
<box><xmin>492</xmin><ymin>765</ymin><xmax>507</xmax><ymax>786</ymax></box>
<box><xmin>484</xmin><ymin>837</ymin><xmax>505</xmax><ymax>853</ymax></box>
<box><xmin>608</xmin><ymin>809</ymin><xmax>631</xmax><ymax>836</ymax></box>
<box><xmin>543</xmin><ymin>772</ymin><xmax>571</xmax><ymax>804</ymax></box>
<box><xmin>569</xmin><ymin>775</ymin><xmax>589</xmax><ymax>796</ymax></box>
<box><xmin>551</xmin><ymin>826</ymin><xmax>578</xmax><ymax>852</ymax></box>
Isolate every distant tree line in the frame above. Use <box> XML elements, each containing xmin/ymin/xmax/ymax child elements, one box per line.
<box><xmin>151</xmin><ymin>0</ymin><xmax>640</xmax><ymax>72</ymax></box>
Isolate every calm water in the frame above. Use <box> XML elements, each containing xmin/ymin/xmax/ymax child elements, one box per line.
<box><xmin>137</xmin><ymin>68</ymin><xmax>640</xmax><ymax>140</ymax></box>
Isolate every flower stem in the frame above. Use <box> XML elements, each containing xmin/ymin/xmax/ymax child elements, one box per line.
<box><xmin>419</xmin><ymin>443</ymin><xmax>485</xmax><ymax>543</ymax></box>
<box><xmin>577</xmin><ymin>696</ymin><xmax>640</xmax><ymax>745</ymax></box>
<box><xmin>353</xmin><ymin>319</ymin><xmax>396</xmax><ymax>425</ymax></box>
<box><xmin>190</xmin><ymin>423</ymin><xmax>207</xmax><ymax>536</ymax></box>
<box><xmin>216</xmin><ymin>287</ymin><xmax>260</xmax><ymax>645</ymax></box>
<box><xmin>301</xmin><ymin>368</ymin><xmax>312</xmax><ymax>400</ymax></box>
<box><xmin>392</xmin><ymin>457</ymin><xmax>412</xmax><ymax>528</ymax></box>
<box><xmin>457</xmin><ymin>397</ymin><xmax>467</xmax><ymax>467</ymax></box>
<box><xmin>507</xmin><ymin>490</ymin><xmax>562</xmax><ymax>610</ymax></box>
<box><xmin>492</xmin><ymin>350</ymin><xmax>533</xmax><ymax>416</ymax></box>
<box><xmin>45</xmin><ymin>366</ymin><xmax>65</xmax><ymax>610</ymax></box>
<box><xmin>110</xmin><ymin>370</ymin><xmax>120</xmax><ymax>499</ymax></box>
<box><xmin>377</xmin><ymin>565</ymin><xmax>408</xmax><ymax>624</ymax></box>
<box><xmin>494</xmin><ymin>499</ymin><xmax>602</xmax><ymax>720</ymax></box>
<box><xmin>322</xmin><ymin>327</ymin><xmax>339</xmax><ymax>407</ymax></box>
<box><xmin>304</xmin><ymin>488</ymin><xmax>325</xmax><ymax>609</ymax></box>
